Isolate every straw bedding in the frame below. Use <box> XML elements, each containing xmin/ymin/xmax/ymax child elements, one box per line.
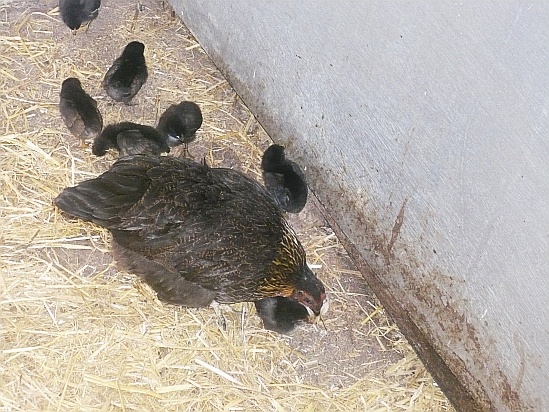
<box><xmin>0</xmin><ymin>1</ymin><xmax>454</xmax><ymax>410</ymax></box>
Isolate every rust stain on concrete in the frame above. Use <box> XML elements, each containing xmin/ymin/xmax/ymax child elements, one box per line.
<box><xmin>386</xmin><ymin>197</ymin><xmax>408</xmax><ymax>263</ymax></box>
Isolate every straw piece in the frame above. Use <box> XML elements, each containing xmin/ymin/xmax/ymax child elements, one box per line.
<box><xmin>194</xmin><ymin>358</ymin><xmax>244</xmax><ymax>387</ymax></box>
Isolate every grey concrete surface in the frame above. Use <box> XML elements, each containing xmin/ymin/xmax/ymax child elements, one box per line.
<box><xmin>169</xmin><ymin>1</ymin><xmax>549</xmax><ymax>410</ymax></box>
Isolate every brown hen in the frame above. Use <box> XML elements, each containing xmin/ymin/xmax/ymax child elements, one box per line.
<box><xmin>54</xmin><ymin>155</ymin><xmax>327</xmax><ymax>316</ymax></box>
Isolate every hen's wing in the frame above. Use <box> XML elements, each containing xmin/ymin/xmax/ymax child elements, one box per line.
<box><xmin>112</xmin><ymin>241</ymin><xmax>216</xmax><ymax>307</ymax></box>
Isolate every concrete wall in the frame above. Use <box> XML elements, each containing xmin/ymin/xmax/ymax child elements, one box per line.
<box><xmin>169</xmin><ymin>1</ymin><xmax>549</xmax><ymax>410</ymax></box>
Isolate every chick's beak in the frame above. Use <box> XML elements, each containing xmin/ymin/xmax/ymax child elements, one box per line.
<box><xmin>305</xmin><ymin>293</ymin><xmax>329</xmax><ymax>319</ymax></box>
<box><xmin>305</xmin><ymin>297</ymin><xmax>329</xmax><ymax>325</ymax></box>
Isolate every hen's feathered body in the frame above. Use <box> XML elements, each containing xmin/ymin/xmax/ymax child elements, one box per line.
<box><xmin>92</xmin><ymin>122</ymin><xmax>168</xmax><ymax>157</ymax></box>
<box><xmin>59</xmin><ymin>77</ymin><xmax>103</xmax><ymax>146</ymax></box>
<box><xmin>103</xmin><ymin>41</ymin><xmax>148</xmax><ymax>105</ymax></box>
<box><xmin>54</xmin><ymin>155</ymin><xmax>326</xmax><ymax>314</ymax></box>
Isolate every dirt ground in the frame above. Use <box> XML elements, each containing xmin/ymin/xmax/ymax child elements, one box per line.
<box><xmin>0</xmin><ymin>1</ymin><xmax>454</xmax><ymax>410</ymax></box>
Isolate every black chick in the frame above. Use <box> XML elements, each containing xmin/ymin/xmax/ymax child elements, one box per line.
<box><xmin>59</xmin><ymin>0</ymin><xmax>101</xmax><ymax>34</ymax></box>
<box><xmin>92</xmin><ymin>122</ymin><xmax>168</xmax><ymax>157</ymax></box>
<box><xmin>102</xmin><ymin>41</ymin><xmax>148</xmax><ymax>105</ymax></box>
<box><xmin>156</xmin><ymin>101</ymin><xmax>203</xmax><ymax>157</ymax></box>
<box><xmin>59</xmin><ymin>77</ymin><xmax>103</xmax><ymax>147</ymax></box>
<box><xmin>255</xmin><ymin>296</ymin><xmax>311</xmax><ymax>334</ymax></box>
<box><xmin>261</xmin><ymin>144</ymin><xmax>308</xmax><ymax>213</ymax></box>
<box><xmin>54</xmin><ymin>155</ymin><xmax>327</xmax><ymax>315</ymax></box>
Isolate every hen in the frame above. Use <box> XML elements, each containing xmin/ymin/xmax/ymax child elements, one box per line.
<box><xmin>54</xmin><ymin>155</ymin><xmax>327</xmax><ymax>316</ymax></box>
